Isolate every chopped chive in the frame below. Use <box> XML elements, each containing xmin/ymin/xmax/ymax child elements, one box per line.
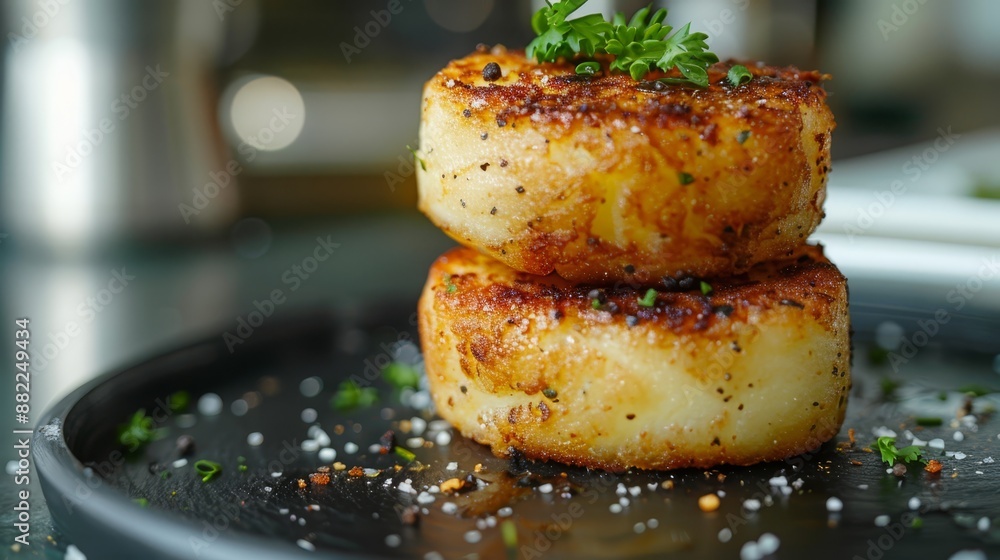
<box><xmin>591</xmin><ymin>299</ymin><xmax>602</xmax><ymax>309</ymax></box>
<box><xmin>542</xmin><ymin>387</ymin><xmax>558</xmax><ymax>399</ymax></box>
<box><xmin>193</xmin><ymin>460</ymin><xmax>222</xmax><ymax>483</ymax></box>
<box><xmin>737</xmin><ymin>130</ymin><xmax>751</xmax><ymax>144</ymax></box>
<box><xmin>915</xmin><ymin>417</ymin><xmax>942</xmax><ymax>427</ymax></box>
<box><xmin>637</xmin><ymin>289</ymin><xmax>658</xmax><ymax>307</ymax></box>
<box><xmin>502</xmin><ymin>520</ymin><xmax>518</xmax><ymax>559</ymax></box>
<box><xmin>395</xmin><ymin>447</ymin><xmax>416</xmax><ymax>462</ymax></box>
<box><xmin>677</xmin><ymin>172</ymin><xmax>695</xmax><ymax>185</ymax></box>
<box><xmin>133</xmin><ymin>498</ymin><xmax>149</xmax><ymax>508</ymax></box>
<box><xmin>238</xmin><ymin>464</ymin><xmax>248</xmax><ymax>472</ymax></box>
<box><xmin>700</xmin><ymin>281</ymin><xmax>713</xmax><ymax>295</ymax></box>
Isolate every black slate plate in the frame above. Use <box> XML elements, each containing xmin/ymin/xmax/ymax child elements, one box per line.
<box><xmin>34</xmin><ymin>300</ymin><xmax>1000</xmax><ymax>560</ymax></box>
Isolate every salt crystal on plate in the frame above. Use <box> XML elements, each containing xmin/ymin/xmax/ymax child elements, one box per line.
<box><xmin>757</xmin><ymin>533</ymin><xmax>780</xmax><ymax>555</ymax></box>
<box><xmin>319</xmin><ymin>448</ymin><xmax>336</xmax><ymax>462</ymax></box>
<box><xmin>826</xmin><ymin>497</ymin><xmax>844</xmax><ymax>512</ymax></box>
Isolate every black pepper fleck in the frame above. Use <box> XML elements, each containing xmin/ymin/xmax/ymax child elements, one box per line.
<box><xmin>515</xmin><ymin>186</ymin><xmax>525</xmax><ymax>194</ymax></box>
<box><xmin>490</xmin><ymin>207</ymin><xmax>497</xmax><ymax>215</ymax></box>
<box><xmin>481</xmin><ymin>133</ymin><xmax>489</xmax><ymax>140</ymax></box>
<box><xmin>480</xmin><ymin>163</ymin><xmax>490</xmax><ymax>171</ymax></box>
<box><xmin>482</xmin><ymin>62</ymin><xmax>502</xmax><ymax>82</ymax></box>
<box><xmin>463</xmin><ymin>109</ymin><xmax>472</xmax><ymax>118</ymax></box>
<box><xmin>624</xmin><ymin>264</ymin><xmax>636</xmax><ymax>274</ymax></box>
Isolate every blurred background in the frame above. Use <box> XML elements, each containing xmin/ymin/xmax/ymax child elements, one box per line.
<box><xmin>2</xmin><ymin>0</ymin><xmax>1000</xmax><ymax>509</ymax></box>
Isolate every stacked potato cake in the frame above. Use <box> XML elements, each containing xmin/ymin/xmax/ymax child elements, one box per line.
<box><xmin>415</xmin><ymin>48</ymin><xmax>848</xmax><ymax>471</ymax></box>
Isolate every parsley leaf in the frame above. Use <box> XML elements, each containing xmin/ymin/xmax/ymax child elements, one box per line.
<box><xmin>727</xmin><ymin>64</ymin><xmax>753</xmax><ymax>87</ymax></box>
<box><xmin>527</xmin><ymin>1</ymin><xmax>719</xmax><ymax>88</ymax></box>
<box><xmin>875</xmin><ymin>436</ymin><xmax>925</xmax><ymax>466</ymax></box>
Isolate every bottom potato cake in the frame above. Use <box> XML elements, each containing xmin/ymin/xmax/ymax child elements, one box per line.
<box><xmin>418</xmin><ymin>245</ymin><xmax>850</xmax><ymax>471</ymax></box>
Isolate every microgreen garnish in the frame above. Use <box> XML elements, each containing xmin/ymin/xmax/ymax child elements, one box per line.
<box><xmin>331</xmin><ymin>381</ymin><xmax>379</xmax><ymax>411</ymax></box>
<box><xmin>444</xmin><ymin>274</ymin><xmax>458</xmax><ymax>294</ymax></box>
<box><xmin>167</xmin><ymin>391</ymin><xmax>190</xmax><ymax>413</ymax></box>
<box><xmin>874</xmin><ymin>436</ymin><xmax>925</xmax><ymax>466</ymax></box>
<box><xmin>383</xmin><ymin>363</ymin><xmax>421</xmax><ymax>390</ymax></box>
<box><xmin>700</xmin><ymin>281</ymin><xmax>713</xmax><ymax>296</ymax></box>
<box><xmin>407</xmin><ymin>145</ymin><xmax>426</xmax><ymax>171</ymax></box>
<box><xmin>133</xmin><ymin>498</ymin><xmax>149</xmax><ymax>508</ymax></box>
<box><xmin>677</xmin><ymin>171</ymin><xmax>695</xmax><ymax>185</ymax></box>
<box><xmin>637</xmin><ymin>288</ymin><xmax>658</xmax><ymax>307</ymax></box>
<box><xmin>193</xmin><ymin>460</ymin><xmax>222</xmax><ymax>483</ymax></box>
<box><xmin>727</xmin><ymin>64</ymin><xmax>752</xmax><ymax>87</ymax></box>
<box><xmin>118</xmin><ymin>409</ymin><xmax>160</xmax><ymax>453</ymax></box>
<box><xmin>915</xmin><ymin>417</ymin><xmax>943</xmax><ymax>427</ymax></box>
<box><xmin>527</xmin><ymin>1</ymin><xmax>719</xmax><ymax>87</ymax></box>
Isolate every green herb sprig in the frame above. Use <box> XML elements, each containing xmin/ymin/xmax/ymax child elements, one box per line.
<box><xmin>527</xmin><ymin>1</ymin><xmax>720</xmax><ymax>87</ymax></box>
<box><xmin>874</xmin><ymin>436</ymin><xmax>925</xmax><ymax>466</ymax></box>
<box><xmin>383</xmin><ymin>363</ymin><xmax>421</xmax><ymax>390</ymax></box>
<box><xmin>331</xmin><ymin>381</ymin><xmax>379</xmax><ymax>411</ymax></box>
<box><xmin>118</xmin><ymin>409</ymin><xmax>160</xmax><ymax>453</ymax></box>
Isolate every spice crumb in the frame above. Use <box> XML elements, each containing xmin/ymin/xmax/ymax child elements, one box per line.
<box><xmin>698</xmin><ymin>493</ymin><xmax>720</xmax><ymax>512</ymax></box>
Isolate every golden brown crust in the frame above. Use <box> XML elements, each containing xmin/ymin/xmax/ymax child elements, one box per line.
<box><xmin>418</xmin><ymin>244</ymin><xmax>851</xmax><ymax>471</ymax></box>
<box><xmin>417</xmin><ymin>47</ymin><xmax>835</xmax><ymax>284</ymax></box>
